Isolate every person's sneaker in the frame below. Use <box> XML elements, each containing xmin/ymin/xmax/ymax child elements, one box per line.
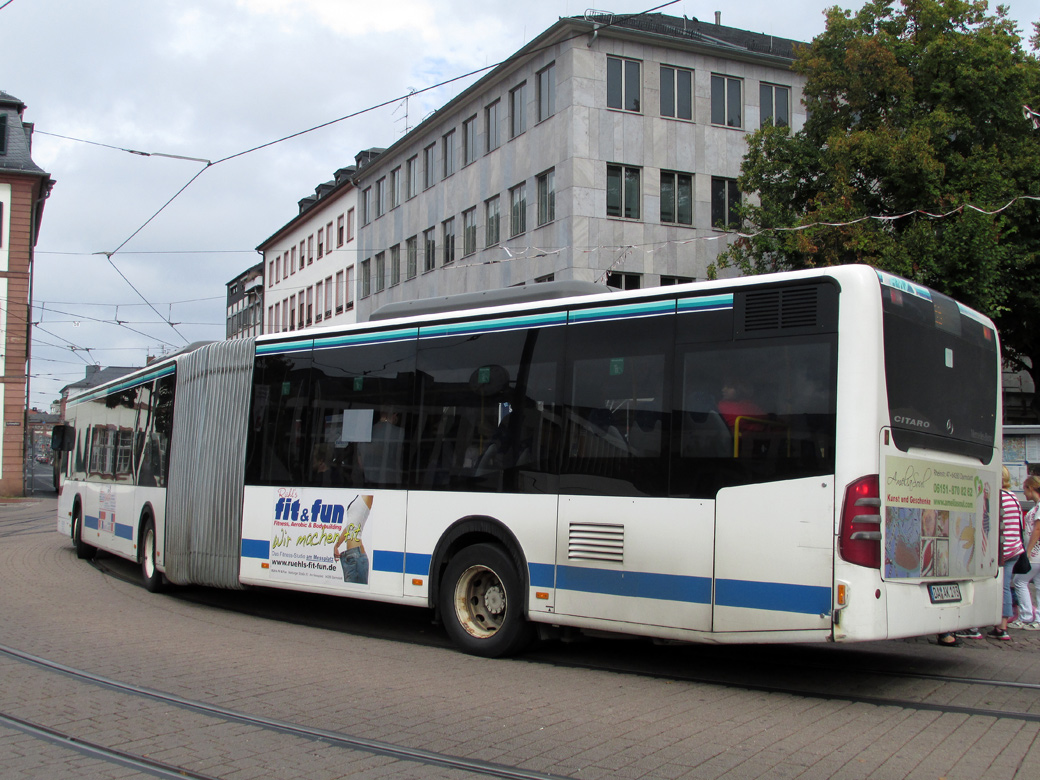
<box><xmin>989</xmin><ymin>628</ymin><xmax>1011</xmax><ymax>641</ymax></box>
<box><xmin>955</xmin><ymin>628</ymin><xmax>983</xmax><ymax>638</ymax></box>
<box><xmin>1024</xmin><ymin>622</ymin><xmax>1040</xmax><ymax>631</ymax></box>
<box><xmin>1008</xmin><ymin>620</ymin><xmax>1028</xmax><ymax>629</ymax></box>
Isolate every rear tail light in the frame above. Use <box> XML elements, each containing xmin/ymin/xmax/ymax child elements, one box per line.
<box><xmin>839</xmin><ymin>475</ymin><xmax>881</xmax><ymax>568</ymax></box>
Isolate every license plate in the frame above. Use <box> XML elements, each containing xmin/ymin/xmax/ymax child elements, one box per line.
<box><xmin>928</xmin><ymin>583</ymin><xmax>962</xmax><ymax>604</ymax></box>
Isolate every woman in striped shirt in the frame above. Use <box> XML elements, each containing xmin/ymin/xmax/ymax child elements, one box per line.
<box><xmin>992</xmin><ymin>467</ymin><xmax>1026</xmax><ymax>640</ymax></box>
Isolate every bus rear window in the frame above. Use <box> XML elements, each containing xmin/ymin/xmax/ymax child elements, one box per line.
<box><xmin>880</xmin><ymin>280</ymin><xmax>997</xmax><ymax>461</ymax></box>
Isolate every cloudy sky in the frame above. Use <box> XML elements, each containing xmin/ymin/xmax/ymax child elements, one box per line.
<box><xmin>1</xmin><ymin>0</ymin><xmax>1035</xmax><ymax>409</ymax></box>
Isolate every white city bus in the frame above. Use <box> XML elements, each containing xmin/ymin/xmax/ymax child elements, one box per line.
<box><xmin>56</xmin><ymin>265</ymin><xmax>1003</xmax><ymax>656</ymax></box>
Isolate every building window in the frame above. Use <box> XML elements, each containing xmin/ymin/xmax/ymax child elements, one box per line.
<box><xmin>375</xmin><ymin>177</ymin><xmax>386</xmax><ymax>218</ymax></box>
<box><xmin>314</xmin><ymin>283</ymin><xmax>322</xmax><ymax>322</ymax></box>
<box><xmin>345</xmin><ymin>265</ymin><xmax>355</xmax><ymax>308</ymax></box>
<box><xmin>335</xmin><ymin>270</ymin><xmax>344</xmax><ymax>312</ymax></box>
<box><xmin>462</xmin><ymin>115</ymin><xmax>477</xmax><ymax>166</ymax></box>
<box><xmin>607</xmin><ymin>164</ymin><xmax>640</xmax><ymax>219</ymax></box>
<box><xmin>324</xmin><ymin>275</ymin><xmax>333</xmax><ymax>316</ymax></box>
<box><xmin>406</xmin><ymin>236</ymin><xmax>418</xmax><ymax>280</ymax></box>
<box><xmin>317</xmin><ymin>230</ymin><xmax>324</xmax><ymax>259</ymax></box>
<box><xmin>390</xmin><ymin>167</ymin><xmax>401</xmax><ymax>208</ymax></box>
<box><xmin>346</xmin><ymin>208</ymin><xmax>355</xmax><ymax>242</ymax></box>
<box><xmin>510</xmin><ymin>183</ymin><xmax>527</xmax><ymax>237</ymax></box>
<box><xmin>537</xmin><ymin>62</ymin><xmax>556</xmax><ymax>121</ymax></box>
<box><xmin>326</xmin><ymin>223</ymin><xmax>334</xmax><ymax>253</ymax></box>
<box><xmin>606</xmin><ymin>271</ymin><xmax>641</xmax><ymax>290</ymax></box>
<box><xmin>442</xmin><ymin>130</ymin><xmax>456</xmax><ymax>178</ymax></box>
<box><xmin>308</xmin><ymin>235</ymin><xmax>314</xmax><ymax>264</ymax></box>
<box><xmin>390</xmin><ymin>244</ymin><xmax>401</xmax><ymax>286</ymax></box>
<box><xmin>485</xmin><ymin>100</ymin><xmax>500</xmax><ymax>152</ymax></box>
<box><xmin>660</xmin><ymin>171</ymin><xmax>693</xmax><ymax>225</ymax></box>
<box><xmin>268</xmin><ymin>260</ymin><xmax>274</xmax><ymax>287</ymax></box>
<box><xmin>337</xmin><ymin>214</ymin><xmax>345</xmax><ymax>246</ymax></box>
<box><xmin>0</xmin><ymin>114</ymin><xmax>6</xmax><ymax>155</ymax></box>
<box><xmin>374</xmin><ymin>252</ymin><xmax>386</xmax><ymax>293</ymax></box>
<box><xmin>361</xmin><ymin>188</ymin><xmax>372</xmax><ymax>225</ymax></box>
<box><xmin>299</xmin><ymin>241</ymin><xmax>305</xmax><ymax>269</ymax></box>
<box><xmin>536</xmin><ymin>170</ymin><xmax>555</xmax><ymax>226</ymax></box>
<box><xmin>423</xmin><ymin>144</ymin><xmax>436</xmax><ymax>189</ymax></box>
<box><xmin>510</xmin><ymin>82</ymin><xmax>526</xmax><ymax>138</ymax></box>
<box><xmin>423</xmin><ymin>228</ymin><xmax>436</xmax><ymax>272</ymax></box>
<box><xmin>442</xmin><ymin>218</ymin><xmax>456</xmax><ymax>265</ymax></box>
<box><xmin>607</xmin><ymin>56</ymin><xmax>640</xmax><ymax>112</ymax></box>
<box><xmin>462</xmin><ymin>208</ymin><xmax>477</xmax><ymax>256</ymax></box>
<box><xmin>485</xmin><ymin>196</ymin><xmax>500</xmax><ymax>247</ymax></box>
<box><xmin>711</xmin><ymin>177</ymin><xmax>741</xmax><ymax>229</ymax></box>
<box><xmin>661</xmin><ymin>65</ymin><xmax>693</xmax><ymax>120</ymax></box>
<box><xmin>711</xmin><ymin>74</ymin><xmax>742</xmax><ymax>128</ymax></box>
<box><xmin>275</xmin><ymin>255</ymin><xmax>281</xmax><ymax>281</ymax></box>
<box><xmin>661</xmin><ymin>275</ymin><xmax>694</xmax><ymax>286</ymax></box>
<box><xmin>360</xmin><ymin>259</ymin><xmax>371</xmax><ymax>298</ymax></box>
<box><xmin>268</xmin><ymin>304</ymin><xmax>274</xmax><ymax>331</ymax></box>
<box><xmin>406</xmin><ymin>155</ymin><xmax>419</xmax><ymax>199</ymax></box>
<box><xmin>760</xmin><ymin>83</ymin><xmax>790</xmax><ymax>128</ymax></box>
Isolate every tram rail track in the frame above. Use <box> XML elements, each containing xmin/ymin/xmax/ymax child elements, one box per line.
<box><xmin>86</xmin><ymin>555</ymin><xmax>1040</xmax><ymax>723</ymax></box>
<box><xmin>0</xmin><ymin>643</ymin><xmax>574</xmax><ymax>780</ymax></box>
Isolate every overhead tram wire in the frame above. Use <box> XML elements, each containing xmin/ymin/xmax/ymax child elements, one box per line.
<box><xmin>36</xmin><ymin>1</ymin><xmax>682</xmax><ymax>354</ymax></box>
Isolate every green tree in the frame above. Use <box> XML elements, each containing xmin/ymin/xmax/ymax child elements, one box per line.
<box><xmin>717</xmin><ymin>1</ymin><xmax>1040</xmax><ymax>412</ymax></box>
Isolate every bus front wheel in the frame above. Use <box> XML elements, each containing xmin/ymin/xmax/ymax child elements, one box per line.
<box><xmin>140</xmin><ymin>517</ymin><xmax>163</xmax><ymax>593</ymax></box>
<box><xmin>73</xmin><ymin>507</ymin><xmax>95</xmax><ymax>560</ymax></box>
<box><xmin>439</xmin><ymin>543</ymin><xmax>533</xmax><ymax>657</ymax></box>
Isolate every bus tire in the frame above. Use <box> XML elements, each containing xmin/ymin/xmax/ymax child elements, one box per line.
<box><xmin>439</xmin><ymin>543</ymin><xmax>533</xmax><ymax>657</ymax></box>
<box><xmin>140</xmin><ymin>517</ymin><xmax>163</xmax><ymax>593</ymax></box>
<box><xmin>73</xmin><ymin>507</ymin><xmax>95</xmax><ymax>560</ymax></box>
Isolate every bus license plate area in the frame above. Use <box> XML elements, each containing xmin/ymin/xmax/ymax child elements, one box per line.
<box><xmin>928</xmin><ymin>583</ymin><xmax>962</xmax><ymax>604</ymax></box>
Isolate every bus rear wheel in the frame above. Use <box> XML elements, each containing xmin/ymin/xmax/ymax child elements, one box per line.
<box><xmin>440</xmin><ymin>543</ymin><xmax>533</xmax><ymax>657</ymax></box>
<box><xmin>73</xmin><ymin>508</ymin><xmax>95</xmax><ymax>560</ymax></box>
<box><xmin>140</xmin><ymin>517</ymin><xmax>163</xmax><ymax>593</ymax></box>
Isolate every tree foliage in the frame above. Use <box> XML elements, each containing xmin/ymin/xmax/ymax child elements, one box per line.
<box><xmin>717</xmin><ymin>1</ymin><xmax>1040</xmax><ymax>396</ymax></box>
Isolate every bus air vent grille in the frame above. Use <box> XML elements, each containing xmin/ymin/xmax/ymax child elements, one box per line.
<box><xmin>568</xmin><ymin>522</ymin><xmax>624</xmax><ymax>563</ymax></box>
<box><xmin>743</xmin><ymin>286</ymin><xmax>819</xmax><ymax>331</ymax></box>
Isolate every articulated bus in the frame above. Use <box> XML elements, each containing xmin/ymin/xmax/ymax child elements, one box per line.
<box><xmin>56</xmin><ymin>265</ymin><xmax>1003</xmax><ymax>656</ymax></box>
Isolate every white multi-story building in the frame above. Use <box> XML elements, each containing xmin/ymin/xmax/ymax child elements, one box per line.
<box><xmin>225</xmin><ymin>261</ymin><xmax>264</xmax><ymax>339</ymax></box>
<box><xmin>256</xmin><ymin>152</ymin><xmax>379</xmax><ymax>334</ymax></box>
<box><xmin>352</xmin><ymin>12</ymin><xmax>806</xmax><ymax>320</ymax></box>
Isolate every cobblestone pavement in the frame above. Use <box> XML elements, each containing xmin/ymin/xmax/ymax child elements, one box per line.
<box><xmin>1</xmin><ymin>498</ymin><xmax>1038</xmax><ymax>779</ymax></box>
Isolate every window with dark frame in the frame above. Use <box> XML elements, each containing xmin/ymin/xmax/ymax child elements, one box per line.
<box><xmin>711</xmin><ymin>74</ymin><xmax>742</xmax><ymax>128</ymax></box>
<box><xmin>607</xmin><ymin>56</ymin><xmax>641</xmax><ymax>112</ymax></box>
<box><xmin>710</xmin><ymin>177</ymin><xmax>741</xmax><ymax>230</ymax></box>
<box><xmin>606</xmin><ymin>164</ymin><xmax>640</xmax><ymax>219</ymax></box>
<box><xmin>661</xmin><ymin>65</ymin><xmax>693</xmax><ymax>120</ymax></box>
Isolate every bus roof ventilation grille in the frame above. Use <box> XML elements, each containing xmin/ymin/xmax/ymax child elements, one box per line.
<box><xmin>738</xmin><ymin>284</ymin><xmax>828</xmax><ymax>338</ymax></box>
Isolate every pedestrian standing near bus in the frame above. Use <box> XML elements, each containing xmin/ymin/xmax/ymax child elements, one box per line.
<box><xmin>1009</xmin><ymin>475</ymin><xmax>1040</xmax><ymax>630</ymax></box>
<box><xmin>991</xmin><ymin>466</ymin><xmax>1026</xmax><ymax>640</ymax></box>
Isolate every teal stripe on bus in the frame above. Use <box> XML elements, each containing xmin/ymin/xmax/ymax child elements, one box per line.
<box><xmin>314</xmin><ymin>327</ymin><xmax>419</xmax><ymax>351</ymax></box>
<box><xmin>568</xmin><ymin>299</ymin><xmax>677</xmax><ymax>324</ymax></box>
<box><xmin>256</xmin><ymin>338</ymin><xmax>314</xmax><ymax>356</ymax></box>
<box><xmin>419</xmin><ymin>311</ymin><xmax>568</xmax><ymax>339</ymax></box>
<box><xmin>677</xmin><ymin>293</ymin><xmax>733</xmax><ymax>313</ymax></box>
<box><xmin>69</xmin><ymin>363</ymin><xmax>175</xmax><ymax>406</ymax></box>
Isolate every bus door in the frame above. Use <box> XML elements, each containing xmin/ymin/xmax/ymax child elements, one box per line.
<box><xmin>552</xmin><ymin>313</ymin><xmax>714</xmax><ymax>635</ymax></box>
<box><xmin>674</xmin><ymin>331</ymin><xmax>838</xmax><ymax>634</ymax></box>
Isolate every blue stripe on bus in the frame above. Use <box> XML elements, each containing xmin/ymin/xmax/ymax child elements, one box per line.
<box><xmin>557</xmin><ymin>565</ymin><xmax>712</xmax><ymax>604</ymax></box>
<box><xmin>373</xmin><ymin>550</ymin><xmax>403</xmax><ymax>572</ymax></box>
<box><xmin>420</xmin><ymin>311</ymin><xmax>568</xmax><ymax>339</ymax></box>
<box><xmin>714</xmin><ymin>579</ymin><xmax>831</xmax><ymax>615</ymax></box>
<box><xmin>529</xmin><ymin>562</ymin><xmax>556</xmax><ymax>588</ymax></box>
<box><xmin>84</xmin><ymin>515</ymin><xmax>99</xmax><ymax>530</ymax></box>
<box><xmin>676</xmin><ymin>293</ymin><xmax>733</xmax><ymax>313</ymax></box>
<box><xmin>405</xmin><ymin>553</ymin><xmax>432</xmax><ymax>576</ymax></box>
<box><xmin>241</xmin><ymin>539</ymin><xmax>270</xmax><ymax>558</ymax></box>
<box><xmin>568</xmin><ymin>299</ymin><xmax>676</xmax><ymax>324</ymax></box>
<box><xmin>114</xmin><ymin>523</ymin><xmax>134</xmax><ymax>540</ymax></box>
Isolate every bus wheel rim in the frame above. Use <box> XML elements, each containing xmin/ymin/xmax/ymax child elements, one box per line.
<box><xmin>143</xmin><ymin>527</ymin><xmax>155</xmax><ymax>578</ymax></box>
<box><xmin>453</xmin><ymin>564</ymin><xmax>506</xmax><ymax>639</ymax></box>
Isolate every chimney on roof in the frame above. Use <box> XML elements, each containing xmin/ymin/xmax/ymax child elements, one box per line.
<box><xmin>715</xmin><ymin>11</ymin><xmax>721</xmax><ymax>25</ymax></box>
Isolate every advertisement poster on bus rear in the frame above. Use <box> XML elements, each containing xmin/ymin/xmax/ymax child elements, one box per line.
<box><xmin>882</xmin><ymin>455</ymin><xmax>997</xmax><ymax>579</ymax></box>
